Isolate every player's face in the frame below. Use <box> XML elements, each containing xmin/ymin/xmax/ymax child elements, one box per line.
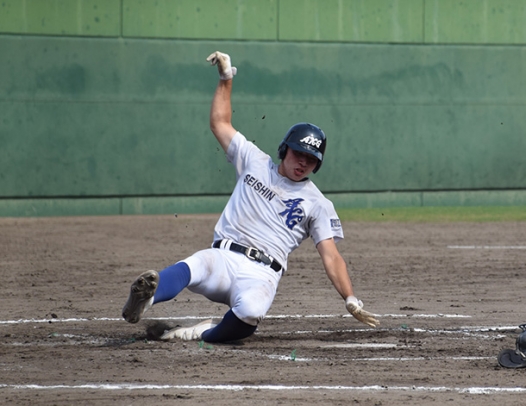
<box><xmin>279</xmin><ymin>148</ymin><xmax>319</xmax><ymax>181</ymax></box>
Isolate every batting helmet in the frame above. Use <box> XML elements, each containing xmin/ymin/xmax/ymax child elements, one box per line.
<box><xmin>516</xmin><ymin>324</ymin><xmax>526</xmax><ymax>358</ymax></box>
<box><xmin>277</xmin><ymin>123</ymin><xmax>327</xmax><ymax>173</ymax></box>
<box><xmin>497</xmin><ymin>323</ymin><xmax>526</xmax><ymax>368</ymax></box>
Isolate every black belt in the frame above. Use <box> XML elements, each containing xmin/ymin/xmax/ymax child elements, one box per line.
<box><xmin>212</xmin><ymin>240</ymin><xmax>283</xmax><ymax>272</ymax></box>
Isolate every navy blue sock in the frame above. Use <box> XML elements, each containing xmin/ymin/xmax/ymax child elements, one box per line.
<box><xmin>201</xmin><ymin>309</ymin><xmax>257</xmax><ymax>343</ymax></box>
<box><xmin>153</xmin><ymin>262</ymin><xmax>191</xmax><ymax>304</ymax></box>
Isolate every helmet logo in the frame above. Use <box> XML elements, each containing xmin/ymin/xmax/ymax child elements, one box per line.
<box><xmin>300</xmin><ymin>135</ymin><xmax>322</xmax><ymax>149</ymax></box>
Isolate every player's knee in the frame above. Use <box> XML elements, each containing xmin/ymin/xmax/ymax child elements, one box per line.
<box><xmin>232</xmin><ymin>301</ymin><xmax>269</xmax><ymax>326</ymax></box>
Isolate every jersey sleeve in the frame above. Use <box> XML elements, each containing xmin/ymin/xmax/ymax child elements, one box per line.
<box><xmin>309</xmin><ymin>199</ymin><xmax>344</xmax><ymax>245</ymax></box>
<box><xmin>225</xmin><ymin>131</ymin><xmax>269</xmax><ymax>178</ymax></box>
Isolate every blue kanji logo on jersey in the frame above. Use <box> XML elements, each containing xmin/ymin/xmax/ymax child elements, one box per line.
<box><xmin>279</xmin><ymin>198</ymin><xmax>304</xmax><ymax>230</ymax></box>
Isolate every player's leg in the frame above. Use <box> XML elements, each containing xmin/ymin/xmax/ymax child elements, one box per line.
<box><xmin>159</xmin><ymin>251</ymin><xmax>281</xmax><ymax>342</ymax></box>
<box><xmin>156</xmin><ymin>249</ymin><xmax>234</xmax><ymax>340</ymax></box>
<box><xmin>154</xmin><ymin>262</ymin><xmax>191</xmax><ymax>303</ymax></box>
<box><xmin>122</xmin><ymin>261</ymin><xmax>191</xmax><ymax>323</ymax></box>
<box><xmin>201</xmin><ymin>309</ymin><xmax>257</xmax><ymax>342</ymax></box>
<box><xmin>199</xmin><ymin>259</ymin><xmax>280</xmax><ymax>342</ymax></box>
<box><xmin>160</xmin><ymin>309</ymin><xmax>256</xmax><ymax>341</ymax></box>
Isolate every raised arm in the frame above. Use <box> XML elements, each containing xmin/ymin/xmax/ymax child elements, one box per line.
<box><xmin>207</xmin><ymin>51</ymin><xmax>238</xmax><ymax>152</ymax></box>
<box><xmin>317</xmin><ymin>238</ymin><xmax>380</xmax><ymax>328</ymax></box>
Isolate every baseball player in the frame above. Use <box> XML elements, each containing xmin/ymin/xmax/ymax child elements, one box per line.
<box><xmin>122</xmin><ymin>51</ymin><xmax>379</xmax><ymax>342</ymax></box>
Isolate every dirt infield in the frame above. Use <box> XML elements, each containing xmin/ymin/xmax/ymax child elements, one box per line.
<box><xmin>1</xmin><ymin>214</ymin><xmax>525</xmax><ymax>405</ymax></box>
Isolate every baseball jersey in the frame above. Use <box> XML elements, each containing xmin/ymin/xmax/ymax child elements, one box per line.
<box><xmin>213</xmin><ymin>131</ymin><xmax>344</xmax><ymax>271</ymax></box>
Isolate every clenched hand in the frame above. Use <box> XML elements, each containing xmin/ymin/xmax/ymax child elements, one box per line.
<box><xmin>206</xmin><ymin>51</ymin><xmax>237</xmax><ymax>80</ymax></box>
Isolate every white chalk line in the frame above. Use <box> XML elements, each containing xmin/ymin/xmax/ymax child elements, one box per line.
<box><xmin>448</xmin><ymin>245</ymin><xmax>526</xmax><ymax>249</ymax></box>
<box><xmin>0</xmin><ymin>332</ymin><xmax>501</xmax><ymax>363</ymax></box>
<box><xmin>0</xmin><ymin>314</ymin><xmax>512</xmax><ymax>395</ymax></box>
<box><xmin>0</xmin><ymin>313</ymin><xmax>515</xmax><ymax>343</ymax></box>
<box><xmin>264</xmin><ymin>354</ymin><xmax>494</xmax><ymax>362</ymax></box>
<box><xmin>222</xmin><ymin>343</ymin><xmax>498</xmax><ymax>363</ymax></box>
<box><xmin>0</xmin><ymin>314</ymin><xmax>514</xmax><ymax>340</ymax></box>
<box><xmin>295</xmin><ymin>326</ymin><xmax>506</xmax><ymax>340</ymax></box>
<box><xmin>0</xmin><ymin>383</ymin><xmax>524</xmax><ymax>395</ymax></box>
<box><xmin>0</xmin><ymin>334</ymin><xmax>498</xmax><ymax>365</ymax></box>
<box><xmin>0</xmin><ymin>312</ymin><xmax>474</xmax><ymax>326</ymax></box>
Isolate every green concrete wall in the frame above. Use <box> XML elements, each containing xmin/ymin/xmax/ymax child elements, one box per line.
<box><xmin>1</xmin><ymin>0</ymin><xmax>525</xmax><ymax>216</ymax></box>
<box><xmin>4</xmin><ymin>0</ymin><xmax>526</xmax><ymax>44</ymax></box>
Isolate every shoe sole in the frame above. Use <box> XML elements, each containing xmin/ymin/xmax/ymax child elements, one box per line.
<box><xmin>122</xmin><ymin>270</ymin><xmax>159</xmax><ymax>323</ymax></box>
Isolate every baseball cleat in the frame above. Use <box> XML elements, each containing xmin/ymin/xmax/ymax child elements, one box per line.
<box><xmin>160</xmin><ymin>319</ymin><xmax>218</xmax><ymax>341</ymax></box>
<box><xmin>122</xmin><ymin>270</ymin><xmax>159</xmax><ymax>323</ymax></box>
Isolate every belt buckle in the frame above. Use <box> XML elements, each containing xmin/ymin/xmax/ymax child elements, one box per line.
<box><xmin>245</xmin><ymin>247</ymin><xmax>260</xmax><ymax>261</ymax></box>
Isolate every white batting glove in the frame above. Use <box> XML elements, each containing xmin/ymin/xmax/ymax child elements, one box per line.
<box><xmin>206</xmin><ymin>51</ymin><xmax>237</xmax><ymax>80</ymax></box>
<box><xmin>345</xmin><ymin>296</ymin><xmax>380</xmax><ymax>328</ymax></box>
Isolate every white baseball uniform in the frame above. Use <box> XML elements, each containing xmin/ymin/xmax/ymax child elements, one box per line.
<box><xmin>183</xmin><ymin>131</ymin><xmax>343</xmax><ymax>325</ymax></box>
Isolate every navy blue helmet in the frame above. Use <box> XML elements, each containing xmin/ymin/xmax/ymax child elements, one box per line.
<box><xmin>278</xmin><ymin>123</ymin><xmax>327</xmax><ymax>173</ymax></box>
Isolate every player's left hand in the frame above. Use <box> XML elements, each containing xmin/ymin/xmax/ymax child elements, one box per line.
<box><xmin>345</xmin><ymin>296</ymin><xmax>380</xmax><ymax>328</ymax></box>
<box><xmin>206</xmin><ymin>51</ymin><xmax>237</xmax><ymax>80</ymax></box>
